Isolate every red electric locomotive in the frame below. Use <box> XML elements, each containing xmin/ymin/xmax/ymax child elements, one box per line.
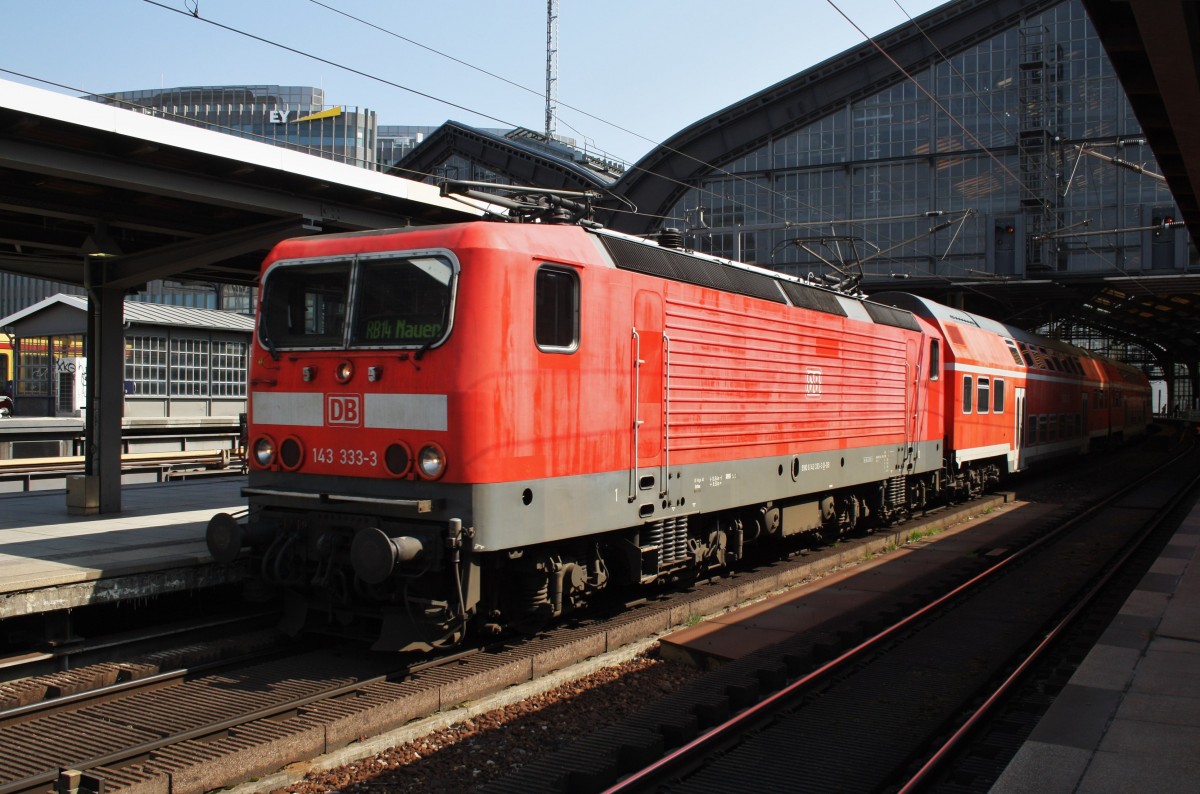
<box><xmin>208</xmin><ymin>217</ymin><xmax>1148</xmax><ymax>651</ymax></box>
<box><xmin>209</xmin><ymin>219</ymin><xmax>952</xmax><ymax>650</ymax></box>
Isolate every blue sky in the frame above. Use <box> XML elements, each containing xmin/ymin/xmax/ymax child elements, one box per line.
<box><xmin>2</xmin><ymin>0</ymin><xmax>945</xmax><ymax>163</ymax></box>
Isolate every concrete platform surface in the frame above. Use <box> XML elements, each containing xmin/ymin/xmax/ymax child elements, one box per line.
<box><xmin>0</xmin><ymin>478</ymin><xmax>245</xmax><ymax>616</ymax></box>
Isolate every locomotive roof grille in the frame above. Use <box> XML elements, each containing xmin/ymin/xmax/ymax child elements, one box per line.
<box><xmin>777</xmin><ymin>280</ymin><xmax>848</xmax><ymax>318</ymax></box>
<box><xmin>863</xmin><ymin>301</ymin><xmax>921</xmax><ymax>331</ymax></box>
<box><xmin>600</xmin><ymin>235</ymin><xmax>787</xmax><ymax>305</ymax></box>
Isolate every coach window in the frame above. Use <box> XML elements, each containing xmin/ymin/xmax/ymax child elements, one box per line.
<box><xmin>994</xmin><ymin>379</ymin><xmax>1005</xmax><ymax>413</ymax></box>
<box><xmin>535</xmin><ymin>265</ymin><xmax>579</xmax><ymax>352</ymax></box>
<box><xmin>1018</xmin><ymin>341</ymin><xmax>1034</xmax><ymax>367</ymax></box>
<box><xmin>962</xmin><ymin>375</ymin><xmax>973</xmax><ymax>413</ymax></box>
<box><xmin>929</xmin><ymin>339</ymin><xmax>940</xmax><ymax>380</ymax></box>
<box><xmin>977</xmin><ymin>377</ymin><xmax>990</xmax><ymax>414</ymax></box>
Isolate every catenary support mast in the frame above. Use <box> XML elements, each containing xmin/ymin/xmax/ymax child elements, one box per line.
<box><xmin>545</xmin><ymin>0</ymin><xmax>558</xmax><ymax>142</ymax></box>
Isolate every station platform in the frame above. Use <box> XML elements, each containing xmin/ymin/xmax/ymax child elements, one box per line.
<box><xmin>0</xmin><ymin>478</ymin><xmax>247</xmax><ymax>619</ymax></box>
<box><xmin>1</xmin><ymin>481</ymin><xmax>1195</xmax><ymax>789</ymax></box>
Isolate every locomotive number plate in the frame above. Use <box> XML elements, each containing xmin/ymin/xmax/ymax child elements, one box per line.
<box><xmin>312</xmin><ymin>447</ymin><xmax>379</xmax><ymax>467</ymax></box>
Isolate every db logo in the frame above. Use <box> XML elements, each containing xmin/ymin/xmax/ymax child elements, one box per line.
<box><xmin>326</xmin><ymin>394</ymin><xmax>362</xmax><ymax>426</ymax></box>
<box><xmin>805</xmin><ymin>368</ymin><xmax>823</xmax><ymax>399</ymax></box>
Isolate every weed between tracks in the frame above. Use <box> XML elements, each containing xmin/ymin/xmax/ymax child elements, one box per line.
<box><xmin>269</xmin><ymin>650</ymin><xmax>698</xmax><ymax>794</ymax></box>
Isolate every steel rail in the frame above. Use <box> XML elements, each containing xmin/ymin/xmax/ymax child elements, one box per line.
<box><xmin>0</xmin><ymin>613</ymin><xmax>281</xmax><ymax>720</ymax></box>
<box><xmin>896</xmin><ymin>458</ymin><xmax>1200</xmax><ymax>792</ymax></box>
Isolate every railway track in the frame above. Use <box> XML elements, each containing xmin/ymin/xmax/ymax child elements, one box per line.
<box><xmin>486</xmin><ymin>441</ymin><xmax>1197</xmax><ymax>793</ymax></box>
<box><xmin>0</xmin><ymin>437</ymin><xmax>1178</xmax><ymax>794</ymax></box>
<box><xmin>0</xmin><ymin>489</ymin><xmax>1015</xmax><ymax>794</ymax></box>
<box><xmin>0</xmin><ymin>609</ymin><xmax>283</xmax><ymax>689</ymax></box>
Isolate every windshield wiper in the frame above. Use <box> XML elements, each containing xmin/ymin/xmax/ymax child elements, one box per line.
<box><xmin>413</xmin><ymin>336</ymin><xmax>436</xmax><ymax>361</ymax></box>
<box><xmin>413</xmin><ymin>300</ymin><xmax>449</xmax><ymax>362</ymax></box>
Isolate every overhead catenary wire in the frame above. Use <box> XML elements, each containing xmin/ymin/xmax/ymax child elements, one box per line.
<box><xmin>299</xmin><ymin>0</ymin><xmax>987</xmax><ymax>264</ymax></box>
<box><xmin>825</xmin><ymin>0</ymin><xmax>1046</xmax><ymax>216</ymax></box>
<box><xmin>141</xmin><ymin>0</ymin><xmax>524</xmax><ymax>131</ymax></box>
<box><xmin>140</xmin><ymin>0</ymin><xmax>814</xmax><ymax>238</ymax></box>
<box><xmin>149</xmin><ymin>0</ymin><xmax>1020</xmax><ymax>277</ymax></box>
<box><xmin>128</xmin><ymin>1</ymin><xmax>1066</xmax><ymax>281</ymax></box>
<box><xmin>299</xmin><ymin>0</ymin><xmax>859</xmax><ymax>241</ymax></box>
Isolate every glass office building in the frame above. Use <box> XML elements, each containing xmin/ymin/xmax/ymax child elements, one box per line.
<box><xmin>655</xmin><ymin>0</ymin><xmax>1184</xmax><ymax>282</ymax></box>
<box><xmin>378</xmin><ymin>125</ymin><xmax>439</xmax><ymax>172</ymax></box>
<box><xmin>89</xmin><ymin>85</ymin><xmax>378</xmax><ymax>169</ymax></box>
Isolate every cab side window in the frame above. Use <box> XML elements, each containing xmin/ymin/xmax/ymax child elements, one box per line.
<box><xmin>535</xmin><ymin>265</ymin><xmax>579</xmax><ymax>352</ymax></box>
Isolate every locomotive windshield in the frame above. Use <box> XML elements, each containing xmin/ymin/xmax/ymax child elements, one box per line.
<box><xmin>260</xmin><ymin>259</ymin><xmax>350</xmax><ymax>349</ymax></box>
<box><xmin>351</xmin><ymin>255</ymin><xmax>453</xmax><ymax>346</ymax></box>
<box><xmin>259</xmin><ymin>253</ymin><xmax>456</xmax><ymax>351</ymax></box>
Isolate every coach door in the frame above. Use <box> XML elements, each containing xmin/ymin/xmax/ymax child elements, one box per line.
<box><xmin>1013</xmin><ymin>387</ymin><xmax>1027</xmax><ymax>470</ymax></box>
<box><xmin>631</xmin><ymin>291</ymin><xmax>668</xmax><ymax>501</ymax></box>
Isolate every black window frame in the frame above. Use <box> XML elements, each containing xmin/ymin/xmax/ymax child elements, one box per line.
<box><xmin>535</xmin><ymin>264</ymin><xmax>580</xmax><ymax>353</ymax></box>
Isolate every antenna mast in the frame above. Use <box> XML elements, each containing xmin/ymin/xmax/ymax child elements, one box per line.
<box><xmin>544</xmin><ymin>0</ymin><xmax>558</xmax><ymax>142</ymax></box>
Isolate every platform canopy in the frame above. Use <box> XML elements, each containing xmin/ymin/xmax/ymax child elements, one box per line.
<box><xmin>0</xmin><ymin>78</ymin><xmax>481</xmax><ymax>291</ymax></box>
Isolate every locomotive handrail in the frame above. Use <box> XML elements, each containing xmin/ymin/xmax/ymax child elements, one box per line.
<box><xmin>241</xmin><ymin>486</ymin><xmax>438</xmax><ymax>513</ymax></box>
<box><xmin>662</xmin><ymin>332</ymin><xmax>671</xmax><ymax>498</ymax></box>
<box><xmin>630</xmin><ymin>327</ymin><xmax>641</xmax><ymax>503</ymax></box>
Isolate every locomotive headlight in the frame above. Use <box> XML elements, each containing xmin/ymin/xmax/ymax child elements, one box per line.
<box><xmin>279</xmin><ymin>436</ymin><xmax>304</xmax><ymax>471</ymax></box>
<box><xmin>335</xmin><ymin>360</ymin><xmax>353</xmax><ymax>383</ymax></box>
<box><xmin>384</xmin><ymin>441</ymin><xmax>412</xmax><ymax>477</ymax></box>
<box><xmin>253</xmin><ymin>436</ymin><xmax>276</xmax><ymax>468</ymax></box>
<box><xmin>416</xmin><ymin>443</ymin><xmax>447</xmax><ymax>480</ymax></box>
